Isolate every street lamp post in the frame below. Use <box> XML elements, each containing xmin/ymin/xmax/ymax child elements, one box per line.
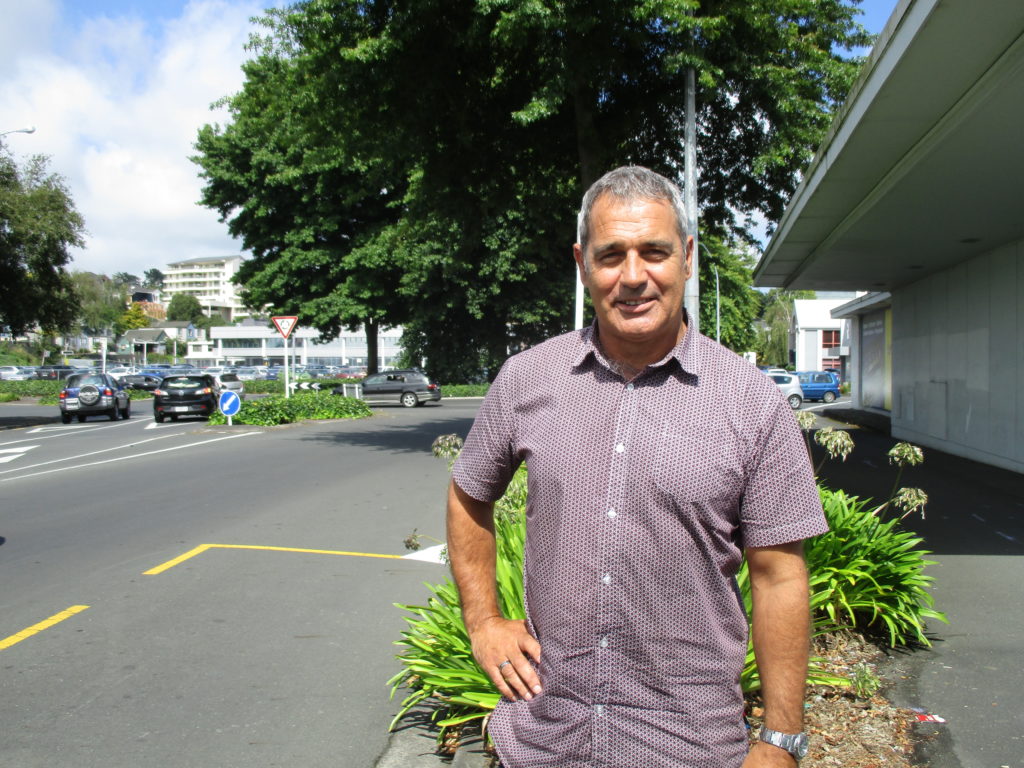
<box><xmin>0</xmin><ymin>126</ymin><xmax>36</xmax><ymax>138</ymax></box>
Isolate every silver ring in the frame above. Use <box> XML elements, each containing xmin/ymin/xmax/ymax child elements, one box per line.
<box><xmin>498</xmin><ymin>660</ymin><xmax>512</xmax><ymax>673</ymax></box>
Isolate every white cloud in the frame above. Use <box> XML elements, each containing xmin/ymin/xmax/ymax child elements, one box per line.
<box><xmin>0</xmin><ymin>0</ymin><xmax>265</xmax><ymax>278</ymax></box>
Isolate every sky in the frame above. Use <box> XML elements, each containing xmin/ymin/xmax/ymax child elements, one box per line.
<box><xmin>1</xmin><ymin>0</ymin><xmax>899</xmax><ymax>281</ymax></box>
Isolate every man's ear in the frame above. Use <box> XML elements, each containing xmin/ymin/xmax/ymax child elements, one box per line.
<box><xmin>573</xmin><ymin>244</ymin><xmax>589</xmax><ymax>286</ymax></box>
<box><xmin>683</xmin><ymin>235</ymin><xmax>694</xmax><ymax>279</ymax></box>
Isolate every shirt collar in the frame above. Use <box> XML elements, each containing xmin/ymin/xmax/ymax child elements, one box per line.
<box><xmin>571</xmin><ymin>309</ymin><xmax>701</xmax><ymax>378</ymax></box>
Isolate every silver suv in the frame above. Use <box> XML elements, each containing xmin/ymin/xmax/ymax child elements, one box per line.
<box><xmin>344</xmin><ymin>369</ymin><xmax>441</xmax><ymax>407</ymax></box>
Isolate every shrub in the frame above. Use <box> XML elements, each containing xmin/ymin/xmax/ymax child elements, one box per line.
<box><xmin>388</xmin><ymin>467</ymin><xmax>526</xmax><ymax>738</ymax></box>
<box><xmin>805</xmin><ymin>487</ymin><xmax>945</xmax><ymax>646</ymax></box>
<box><xmin>0</xmin><ymin>392</ymin><xmax>20</xmax><ymax>403</ymax></box>
<box><xmin>441</xmin><ymin>383</ymin><xmax>490</xmax><ymax>398</ymax></box>
<box><xmin>207</xmin><ymin>391</ymin><xmax>371</xmax><ymax>426</ymax></box>
<box><xmin>0</xmin><ymin>381</ymin><xmax>62</xmax><ymax>398</ymax></box>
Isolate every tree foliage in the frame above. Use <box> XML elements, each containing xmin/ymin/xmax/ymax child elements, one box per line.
<box><xmin>753</xmin><ymin>288</ymin><xmax>815</xmax><ymax>367</ymax></box>
<box><xmin>71</xmin><ymin>271</ymin><xmax>124</xmax><ymax>335</ymax></box>
<box><xmin>114</xmin><ymin>303</ymin><xmax>150</xmax><ymax>336</ymax></box>
<box><xmin>697</xmin><ymin>235</ymin><xmax>760</xmax><ymax>352</ymax></box>
<box><xmin>112</xmin><ymin>272</ymin><xmax>140</xmax><ymax>290</ymax></box>
<box><xmin>0</xmin><ymin>148</ymin><xmax>85</xmax><ymax>335</ymax></box>
<box><xmin>194</xmin><ymin>0</ymin><xmax>870</xmax><ymax>380</ymax></box>
<box><xmin>143</xmin><ymin>268</ymin><xmax>165</xmax><ymax>288</ymax></box>
<box><xmin>166</xmin><ymin>293</ymin><xmax>205</xmax><ymax>324</ymax></box>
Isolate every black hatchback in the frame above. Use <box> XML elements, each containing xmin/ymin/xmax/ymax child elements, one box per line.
<box><xmin>152</xmin><ymin>374</ymin><xmax>218</xmax><ymax>422</ymax></box>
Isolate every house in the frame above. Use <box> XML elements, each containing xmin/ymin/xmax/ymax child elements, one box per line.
<box><xmin>754</xmin><ymin>0</ymin><xmax>1024</xmax><ymax>473</ymax></box>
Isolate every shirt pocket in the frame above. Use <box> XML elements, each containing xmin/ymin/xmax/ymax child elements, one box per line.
<box><xmin>653</xmin><ymin>429</ymin><xmax>742</xmax><ymax>503</ymax></box>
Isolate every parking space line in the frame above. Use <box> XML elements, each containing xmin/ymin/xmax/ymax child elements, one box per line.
<box><xmin>143</xmin><ymin>543</ymin><xmax>403</xmax><ymax>575</ymax></box>
<box><xmin>0</xmin><ymin>605</ymin><xmax>90</xmax><ymax>651</ymax></box>
<box><xmin>0</xmin><ymin>434</ymin><xmax>178</xmax><ymax>476</ymax></box>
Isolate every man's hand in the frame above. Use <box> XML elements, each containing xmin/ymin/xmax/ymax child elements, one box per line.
<box><xmin>742</xmin><ymin>741</ymin><xmax>798</xmax><ymax>768</ymax></box>
<box><xmin>469</xmin><ymin>615</ymin><xmax>543</xmax><ymax>701</ymax></box>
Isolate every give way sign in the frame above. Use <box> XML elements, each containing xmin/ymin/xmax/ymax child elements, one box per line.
<box><xmin>272</xmin><ymin>316</ymin><xmax>298</xmax><ymax>339</ymax></box>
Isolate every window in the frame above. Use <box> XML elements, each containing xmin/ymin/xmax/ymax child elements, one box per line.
<box><xmin>822</xmin><ymin>330</ymin><xmax>840</xmax><ymax>348</ymax></box>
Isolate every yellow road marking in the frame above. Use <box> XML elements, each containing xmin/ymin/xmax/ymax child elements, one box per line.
<box><xmin>0</xmin><ymin>605</ymin><xmax>90</xmax><ymax>651</ymax></box>
<box><xmin>144</xmin><ymin>543</ymin><xmax>402</xmax><ymax>575</ymax></box>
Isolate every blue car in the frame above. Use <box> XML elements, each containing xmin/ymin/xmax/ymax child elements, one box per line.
<box><xmin>797</xmin><ymin>371</ymin><xmax>840</xmax><ymax>403</ymax></box>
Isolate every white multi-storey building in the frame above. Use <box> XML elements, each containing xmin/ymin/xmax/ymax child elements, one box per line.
<box><xmin>162</xmin><ymin>256</ymin><xmax>250</xmax><ymax>322</ymax></box>
<box><xmin>186</xmin><ymin>323</ymin><xmax>404</xmax><ymax>369</ymax></box>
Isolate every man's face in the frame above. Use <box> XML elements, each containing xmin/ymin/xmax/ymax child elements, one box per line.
<box><xmin>573</xmin><ymin>195</ymin><xmax>693</xmax><ymax>360</ymax></box>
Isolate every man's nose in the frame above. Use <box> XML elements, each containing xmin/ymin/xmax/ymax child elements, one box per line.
<box><xmin>620</xmin><ymin>251</ymin><xmax>646</xmax><ymax>286</ymax></box>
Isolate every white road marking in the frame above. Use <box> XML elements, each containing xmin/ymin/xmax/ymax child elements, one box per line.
<box><xmin>144</xmin><ymin>420</ymin><xmax>195</xmax><ymax>430</ymax></box>
<box><xmin>2</xmin><ymin>417</ymin><xmax>150</xmax><ymax>447</ymax></box>
<box><xmin>0</xmin><ymin>434</ymin><xmax>179</xmax><ymax>476</ymax></box>
<box><xmin>0</xmin><ymin>445</ymin><xmax>39</xmax><ymax>464</ymax></box>
<box><xmin>0</xmin><ymin>431</ymin><xmax>261</xmax><ymax>483</ymax></box>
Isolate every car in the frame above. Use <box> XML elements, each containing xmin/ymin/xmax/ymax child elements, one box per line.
<box><xmin>234</xmin><ymin>367</ymin><xmax>261</xmax><ymax>381</ymax></box>
<box><xmin>210</xmin><ymin>372</ymin><xmax>245</xmax><ymax>398</ymax></box>
<box><xmin>152</xmin><ymin>374</ymin><xmax>219</xmax><ymax>422</ymax></box>
<box><xmin>770</xmin><ymin>373</ymin><xmax>803</xmax><ymax>410</ymax></box>
<box><xmin>58</xmin><ymin>372</ymin><xmax>132</xmax><ymax>423</ymax></box>
<box><xmin>797</xmin><ymin>371</ymin><xmax>840</xmax><ymax>403</ymax></box>
<box><xmin>123</xmin><ymin>369</ymin><xmax>167</xmax><ymax>391</ymax></box>
<box><xmin>0</xmin><ymin>365</ymin><xmax>35</xmax><ymax>380</ymax></box>
<box><xmin>343</xmin><ymin>368</ymin><xmax>441</xmax><ymax>407</ymax></box>
<box><xmin>36</xmin><ymin>365</ymin><xmax>77</xmax><ymax>381</ymax></box>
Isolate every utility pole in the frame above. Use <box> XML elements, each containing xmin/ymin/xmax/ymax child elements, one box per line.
<box><xmin>683</xmin><ymin>66</ymin><xmax>700</xmax><ymax>333</ymax></box>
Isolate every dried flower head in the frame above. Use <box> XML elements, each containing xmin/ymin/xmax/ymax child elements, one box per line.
<box><xmin>795</xmin><ymin>411</ymin><xmax>816</xmax><ymax>431</ymax></box>
<box><xmin>888</xmin><ymin>442</ymin><xmax>924</xmax><ymax>468</ymax></box>
<box><xmin>893</xmin><ymin>487</ymin><xmax>929</xmax><ymax>519</ymax></box>
<box><xmin>814</xmin><ymin>427</ymin><xmax>854</xmax><ymax>462</ymax></box>
<box><xmin>432</xmin><ymin>433</ymin><xmax>464</xmax><ymax>461</ymax></box>
<box><xmin>403</xmin><ymin>529</ymin><xmax>423</xmax><ymax>551</ymax></box>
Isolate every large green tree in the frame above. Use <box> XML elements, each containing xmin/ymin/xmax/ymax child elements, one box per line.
<box><xmin>0</xmin><ymin>148</ymin><xmax>85</xmax><ymax>336</ymax></box>
<box><xmin>195</xmin><ymin>0</ymin><xmax>870</xmax><ymax>380</ymax></box>
<box><xmin>697</xmin><ymin>235</ymin><xmax>760</xmax><ymax>353</ymax></box>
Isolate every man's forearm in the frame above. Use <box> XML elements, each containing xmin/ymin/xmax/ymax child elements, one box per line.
<box><xmin>446</xmin><ymin>479</ymin><xmax>500</xmax><ymax>632</ymax></box>
<box><xmin>747</xmin><ymin>543</ymin><xmax>811</xmax><ymax>735</ymax></box>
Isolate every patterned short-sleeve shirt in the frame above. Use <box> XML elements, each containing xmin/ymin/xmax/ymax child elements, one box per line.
<box><xmin>452</xmin><ymin>321</ymin><xmax>827</xmax><ymax>768</ymax></box>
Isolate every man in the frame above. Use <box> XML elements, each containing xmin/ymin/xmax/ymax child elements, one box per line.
<box><xmin>448</xmin><ymin>166</ymin><xmax>827</xmax><ymax>767</ymax></box>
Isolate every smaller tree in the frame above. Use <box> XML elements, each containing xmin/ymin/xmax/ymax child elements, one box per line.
<box><xmin>166</xmin><ymin>293</ymin><xmax>205</xmax><ymax>323</ymax></box>
<box><xmin>754</xmin><ymin>289</ymin><xmax>816</xmax><ymax>367</ymax></box>
<box><xmin>112</xmin><ymin>272</ymin><xmax>140</xmax><ymax>290</ymax></box>
<box><xmin>697</xmin><ymin>236</ymin><xmax>760</xmax><ymax>353</ymax></box>
<box><xmin>143</xmin><ymin>268</ymin><xmax>165</xmax><ymax>289</ymax></box>
<box><xmin>114</xmin><ymin>303</ymin><xmax>149</xmax><ymax>336</ymax></box>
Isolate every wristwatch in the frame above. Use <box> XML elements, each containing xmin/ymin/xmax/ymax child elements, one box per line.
<box><xmin>759</xmin><ymin>727</ymin><xmax>809</xmax><ymax>760</ymax></box>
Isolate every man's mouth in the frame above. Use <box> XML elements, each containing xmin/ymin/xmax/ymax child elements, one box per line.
<box><xmin>616</xmin><ymin>298</ymin><xmax>654</xmax><ymax>311</ymax></box>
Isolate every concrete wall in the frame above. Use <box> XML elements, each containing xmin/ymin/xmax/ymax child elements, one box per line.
<box><xmin>891</xmin><ymin>236</ymin><xmax>1023</xmax><ymax>473</ymax></box>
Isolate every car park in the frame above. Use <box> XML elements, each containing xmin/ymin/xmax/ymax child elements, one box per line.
<box><xmin>58</xmin><ymin>372</ymin><xmax>131</xmax><ymax>423</ymax></box>
<box><xmin>152</xmin><ymin>374</ymin><xmax>219</xmax><ymax>422</ymax></box>
<box><xmin>797</xmin><ymin>371</ymin><xmax>841</xmax><ymax>403</ymax></box>
<box><xmin>770</xmin><ymin>373</ymin><xmax>803</xmax><ymax>410</ymax></box>
<box><xmin>342</xmin><ymin>368</ymin><xmax>441</xmax><ymax>407</ymax></box>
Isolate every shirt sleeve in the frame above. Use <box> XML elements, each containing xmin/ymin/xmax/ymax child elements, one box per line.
<box><xmin>451</xmin><ymin>359</ymin><xmax>520</xmax><ymax>503</ymax></box>
<box><xmin>739</xmin><ymin>391</ymin><xmax>829</xmax><ymax>548</ymax></box>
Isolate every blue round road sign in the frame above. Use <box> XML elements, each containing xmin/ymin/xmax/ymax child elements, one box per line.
<box><xmin>219</xmin><ymin>390</ymin><xmax>241</xmax><ymax>416</ymax></box>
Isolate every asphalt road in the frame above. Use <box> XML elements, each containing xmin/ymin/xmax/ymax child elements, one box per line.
<box><xmin>0</xmin><ymin>399</ymin><xmax>480</xmax><ymax>768</ymax></box>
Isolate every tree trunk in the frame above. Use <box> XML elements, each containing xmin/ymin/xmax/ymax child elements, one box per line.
<box><xmin>365</xmin><ymin>318</ymin><xmax>379</xmax><ymax>374</ymax></box>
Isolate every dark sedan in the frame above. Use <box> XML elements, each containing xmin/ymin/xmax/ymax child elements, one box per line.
<box><xmin>123</xmin><ymin>369</ymin><xmax>167</xmax><ymax>391</ymax></box>
<box><xmin>152</xmin><ymin>374</ymin><xmax>218</xmax><ymax>422</ymax></box>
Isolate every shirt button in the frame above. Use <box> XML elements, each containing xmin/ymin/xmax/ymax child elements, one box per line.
<box><xmin>607</xmin><ymin>508</ymin><xmax>617</xmax><ymax>519</ymax></box>
<box><xmin>601</xmin><ymin>573</ymin><xmax>612</xmax><ymax>585</ymax></box>
<box><xmin>599</xmin><ymin>636</ymin><xmax>609</xmax><ymax>648</ymax></box>
<box><xmin>626</xmin><ymin>382</ymin><xmax>634</xmax><ymax>391</ymax></box>
<box><xmin>614</xmin><ymin>443</ymin><xmax>625</xmax><ymax>453</ymax></box>
<box><xmin>595</xmin><ymin>704</ymin><xmax>605</xmax><ymax>716</ymax></box>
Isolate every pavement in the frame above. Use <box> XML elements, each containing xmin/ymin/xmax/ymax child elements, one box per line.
<box><xmin>379</xmin><ymin>405</ymin><xmax>1024</xmax><ymax>768</ymax></box>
